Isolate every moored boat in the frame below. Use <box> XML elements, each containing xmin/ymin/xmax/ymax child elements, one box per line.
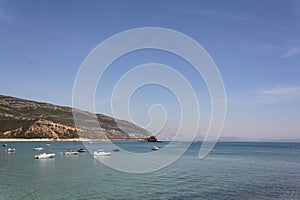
<box><xmin>34</xmin><ymin>153</ymin><xmax>55</xmax><ymax>159</ymax></box>
<box><xmin>33</xmin><ymin>147</ymin><xmax>44</xmax><ymax>151</ymax></box>
<box><xmin>64</xmin><ymin>150</ymin><xmax>79</xmax><ymax>155</ymax></box>
<box><xmin>152</xmin><ymin>146</ymin><xmax>159</xmax><ymax>151</ymax></box>
<box><xmin>93</xmin><ymin>150</ymin><xmax>111</xmax><ymax>156</ymax></box>
<box><xmin>7</xmin><ymin>147</ymin><xmax>15</xmax><ymax>152</ymax></box>
<box><xmin>77</xmin><ymin>148</ymin><xmax>86</xmax><ymax>153</ymax></box>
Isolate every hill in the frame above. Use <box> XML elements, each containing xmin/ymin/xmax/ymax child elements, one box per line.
<box><xmin>0</xmin><ymin>95</ymin><xmax>150</xmax><ymax>140</ymax></box>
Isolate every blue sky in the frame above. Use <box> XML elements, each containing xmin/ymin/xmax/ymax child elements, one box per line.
<box><xmin>1</xmin><ymin>0</ymin><xmax>300</xmax><ymax>141</ymax></box>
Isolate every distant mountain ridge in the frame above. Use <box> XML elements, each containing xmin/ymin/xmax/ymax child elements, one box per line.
<box><xmin>0</xmin><ymin>95</ymin><xmax>150</xmax><ymax>140</ymax></box>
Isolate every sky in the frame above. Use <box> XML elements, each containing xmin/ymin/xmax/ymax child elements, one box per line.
<box><xmin>0</xmin><ymin>0</ymin><xmax>300</xmax><ymax>141</ymax></box>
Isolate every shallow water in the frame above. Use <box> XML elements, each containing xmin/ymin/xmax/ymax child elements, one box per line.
<box><xmin>0</xmin><ymin>141</ymin><xmax>299</xmax><ymax>199</ymax></box>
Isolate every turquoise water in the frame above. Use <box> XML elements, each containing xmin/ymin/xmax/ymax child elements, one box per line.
<box><xmin>0</xmin><ymin>141</ymin><xmax>299</xmax><ymax>199</ymax></box>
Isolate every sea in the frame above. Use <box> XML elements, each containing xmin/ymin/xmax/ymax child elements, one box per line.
<box><xmin>0</xmin><ymin>141</ymin><xmax>299</xmax><ymax>200</ymax></box>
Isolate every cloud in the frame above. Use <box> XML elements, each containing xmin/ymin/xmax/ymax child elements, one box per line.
<box><xmin>281</xmin><ymin>48</ymin><xmax>300</xmax><ymax>58</ymax></box>
<box><xmin>262</xmin><ymin>87</ymin><xmax>300</xmax><ymax>95</ymax></box>
<box><xmin>228</xmin><ymin>86</ymin><xmax>300</xmax><ymax>104</ymax></box>
<box><xmin>256</xmin><ymin>86</ymin><xmax>300</xmax><ymax>103</ymax></box>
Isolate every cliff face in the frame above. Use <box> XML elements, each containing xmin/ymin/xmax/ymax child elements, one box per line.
<box><xmin>0</xmin><ymin>95</ymin><xmax>150</xmax><ymax>139</ymax></box>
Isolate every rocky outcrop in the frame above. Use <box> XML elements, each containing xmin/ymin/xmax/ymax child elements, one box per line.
<box><xmin>141</xmin><ymin>136</ymin><xmax>160</xmax><ymax>142</ymax></box>
<box><xmin>22</xmin><ymin>119</ymin><xmax>78</xmax><ymax>139</ymax></box>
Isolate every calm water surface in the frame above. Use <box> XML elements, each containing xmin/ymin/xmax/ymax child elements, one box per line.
<box><xmin>0</xmin><ymin>141</ymin><xmax>299</xmax><ymax>199</ymax></box>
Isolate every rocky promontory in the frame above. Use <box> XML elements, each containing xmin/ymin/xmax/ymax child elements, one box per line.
<box><xmin>0</xmin><ymin>95</ymin><xmax>150</xmax><ymax>140</ymax></box>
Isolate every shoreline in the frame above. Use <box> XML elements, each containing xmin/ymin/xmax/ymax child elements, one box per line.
<box><xmin>0</xmin><ymin>138</ymin><xmax>110</xmax><ymax>142</ymax></box>
<box><xmin>0</xmin><ymin>138</ymin><xmax>92</xmax><ymax>142</ymax></box>
<box><xmin>1</xmin><ymin>139</ymin><xmax>299</xmax><ymax>143</ymax></box>
<box><xmin>0</xmin><ymin>138</ymin><xmax>142</xmax><ymax>142</ymax></box>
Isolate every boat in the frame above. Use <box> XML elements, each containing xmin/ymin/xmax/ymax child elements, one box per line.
<box><xmin>7</xmin><ymin>148</ymin><xmax>15</xmax><ymax>152</ymax></box>
<box><xmin>2</xmin><ymin>144</ymin><xmax>7</xmax><ymax>147</ymax></box>
<box><xmin>152</xmin><ymin>146</ymin><xmax>159</xmax><ymax>151</ymax></box>
<box><xmin>93</xmin><ymin>150</ymin><xmax>111</xmax><ymax>156</ymax></box>
<box><xmin>46</xmin><ymin>144</ymin><xmax>51</xmax><ymax>147</ymax></box>
<box><xmin>77</xmin><ymin>148</ymin><xmax>86</xmax><ymax>153</ymax></box>
<box><xmin>34</xmin><ymin>153</ymin><xmax>55</xmax><ymax>159</ymax></box>
<box><xmin>112</xmin><ymin>148</ymin><xmax>120</xmax><ymax>152</ymax></box>
<box><xmin>33</xmin><ymin>147</ymin><xmax>44</xmax><ymax>151</ymax></box>
<box><xmin>64</xmin><ymin>150</ymin><xmax>79</xmax><ymax>155</ymax></box>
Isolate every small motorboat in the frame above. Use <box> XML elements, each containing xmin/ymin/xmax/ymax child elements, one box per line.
<box><xmin>7</xmin><ymin>147</ymin><xmax>15</xmax><ymax>153</ymax></box>
<box><xmin>46</xmin><ymin>144</ymin><xmax>51</xmax><ymax>147</ymax></box>
<box><xmin>34</xmin><ymin>153</ymin><xmax>55</xmax><ymax>159</ymax></box>
<box><xmin>112</xmin><ymin>148</ymin><xmax>120</xmax><ymax>152</ymax></box>
<box><xmin>152</xmin><ymin>146</ymin><xmax>159</xmax><ymax>151</ymax></box>
<box><xmin>64</xmin><ymin>150</ymin><xmax>79</xmax><ymax>155</ymax></box>
<box><xmin>2</xmin><ymin>144</ymin><xmax>7</xmax><ymax>147</ymax></box>
<box><xmin>93</xmin><ymin>150</ymin><xmax>111</xmax><ymax>156</ymax></box>
<box><xmin>77</xmin><ymin>148</ymin><xmax>86</xmax><ymax>153</ymax></box>
<box><xmin>33</xmin><ymin>147</ymin><xmax>44</xmax><ymax>151</ymax></box>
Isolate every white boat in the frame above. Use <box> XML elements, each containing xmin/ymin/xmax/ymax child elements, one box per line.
<box><xmin>64</xmin><ymin>150</ymin><xmax>79</xmax><ymax>155</ymax></box>
<box><xmin>93</xmin><ymin>150</ymin><xmax>111</xmax><ymax>156</ymax></box>
<box><xmin>46</xmin><ymin>144</ymin><xmax>51</xmax><ymax>147</ymax></box>
<box><xmin>33</xmin><ymin>147</ymin><xmax>44</xmax><ymax>151</ymax></box>
<box><xmin>152</xmin><ymin>146</ymin><xmax>159</xmax><ymax>151</ymax></box>
<box><xmin>7</xmin><ymin>147</ymin><xmax>15</xmax><ymax>152</ymax></box>
<box><xmin>34</xmin><ymin>153</ymin><xmax>55</xmax><ymax>159</ymax></box>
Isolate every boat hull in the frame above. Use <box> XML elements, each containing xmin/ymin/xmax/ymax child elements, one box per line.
<box><xmin>93</xmin><ymin>151</ymin><xmax>111</xmax><ymax>156</ymax></box>
<box><xmin>33</xmin><ymin>147</ymin><xmax>44</xmax><ymax>151</ymax></box>
<box><xmin>64</xmin><ymin>151</ymin><xmax>79</xmax><ymax>155</ymax></box>
<box><xmin>34</xmin><ymin>153</ymin><xmax>55</xmax><ymax>159</ymax></box>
